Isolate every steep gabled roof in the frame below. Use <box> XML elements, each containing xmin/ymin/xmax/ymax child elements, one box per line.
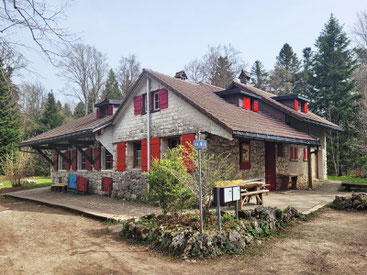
<box><xmin>231</xmin><ymin>82</ymin><xmax>342</xmax><ymax>131</ymax></box>
<box><xmin>20</xmin><ymin>113</ymin><xmax>113</xmax><ymax>147</ymax></box>
<box><xmin>114</xmin><ymin>69</ymin><xmax>319</xmax><ymax>145</ymax></box>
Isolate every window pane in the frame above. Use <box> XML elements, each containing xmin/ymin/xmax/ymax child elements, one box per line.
<box><xmin>154</xmin><ymin>93</ymin><xmax>160</xmax><ymax>110</ymax></box>
<box><xmin>241</xmin><ymin>144</ymin><xmax>250</xmax><ymax>162</ymax></box>
<box><xmin>105</xmin><ymin>150</ymin><xmax>112</xmax><ymax>169</ymax></box>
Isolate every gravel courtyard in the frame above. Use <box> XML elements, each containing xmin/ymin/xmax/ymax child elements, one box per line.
<box><xmin>1</xmin><ymin>195</ymin><xmax>366</xmax><ymax>275</ymax></box>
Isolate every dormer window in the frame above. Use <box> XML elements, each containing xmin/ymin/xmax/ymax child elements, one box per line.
<box><xmin>243</xmin><ymin>97</ymin><xmax>259</xmax><ymax>112</ymax></box>
<box><xmin>273</xmin><ymin>95</ymin><xmax>309</xmax><ymax>114</ymax></box>
<box><xmin>95</xmin><ymin>99</ymin><xmax>122</xmax><ymax>119</ymax></box>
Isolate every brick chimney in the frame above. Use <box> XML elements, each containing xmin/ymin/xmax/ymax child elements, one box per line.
<box><xmin>174</xmin><ymin>70</ymin><xmax>188</xmax><ymax>80</ymax></box>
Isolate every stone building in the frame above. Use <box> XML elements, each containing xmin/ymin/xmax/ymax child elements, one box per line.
<box><xmin>20</xmin><ymin>69</ymin><xmax>342</xmax><ymax>199</ymax></box>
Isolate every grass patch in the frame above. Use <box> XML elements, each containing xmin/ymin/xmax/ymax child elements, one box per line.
<box><xmin>0</xmin><ymin>177</ymin><xmax>51</xmax><ymax>190</ymax></box>
<box><xmin>328</xmin><ymin>175</ymin><xmax>367</xmax><ymax>183</ymax></box>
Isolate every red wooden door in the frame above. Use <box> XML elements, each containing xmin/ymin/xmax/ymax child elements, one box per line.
<box><xmin>265</xmin><ymin>142</ymin><xmax>276</xmax><ymax>190</ymax></box>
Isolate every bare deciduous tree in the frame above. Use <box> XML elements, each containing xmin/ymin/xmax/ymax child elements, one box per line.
<box><xmin>0</xmin><ymin>0</ymin><xmax>74</xmax><ymax>65</ymax></box>
<box><xmin>18</xmin><ymin>81</ymin><xmax>46</xmax><ymax>118</ymax></box>
<box><xmin>353</xmin><ymin>11</ymin><xmax>367</xmax><ymax>157</ymax></box>
<box><xmin>58</xmin><ymin>44</ymin><xmax>108</xmax><ymax>115</ymax></box>
<box><xmin>117</xmin><ymin>54</ymin><xmax>141</xmax><ymax>97</ymax></box>
<box><xmin>353</xmin><ymin>11</ymin><xmax>367</xmax><ymax>51</ymax></box>
<box><xmin>184</xmin><ymin>44</ymin><xmax>246</xmax><ymax>88</ymax></box>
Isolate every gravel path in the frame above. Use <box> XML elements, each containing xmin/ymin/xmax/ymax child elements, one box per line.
<box><xmin>1</xmin><ymin>195</ymin><xmax>366</xmax><ymax>275</ymax></box>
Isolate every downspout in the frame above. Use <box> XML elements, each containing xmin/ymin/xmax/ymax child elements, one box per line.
<box><xmin>146</xmin><ymin>77</ymin><xmax>151</xmax><ymax>181</ymax></box>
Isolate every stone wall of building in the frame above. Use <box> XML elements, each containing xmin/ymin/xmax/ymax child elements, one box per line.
<box><xmin>51</xmin><ymin>169</ymin><xmax>147</xmax><ymax>200</ymax></box>
<box><xmin>113</xmin><ymin>76</ymin><xmax>233</xmax><ymax>143</ymax></box>
<box><xmin>112</xmin><ymin>170</ymin><xmax>147</xmax><ymax>200</ymax></box>
<box><xmin>207</xmin><ymin>135</ymin><xmax>265</xmax><ymax>180</ymax></box>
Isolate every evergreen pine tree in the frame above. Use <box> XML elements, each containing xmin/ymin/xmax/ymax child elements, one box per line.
<box><xmin>63</xmin><ymin>103</ymin><xmax>73</xmax><ymax>118</ymax></box>
<box><xmin>73</xmin><ymin>101</ymin><xmax>86</xmax><ymax>118</ymax></box>
<box><xmin>0</xmin><ymin>60</ymin><xmax>21</xmax><ymax>159</ymax></box>
<box><xmin>211</xmin><ymin>56</ymin><xmax>234</xmax><ymax>88</ymax></box>
<box><xmin>102</xmin><ymin>69</ymin><xmax>122</xmax><ymax>100</ymax></box>
<box><xmin>250</xmin><ymin>60</ymin><xmax>268</xmax><ymax>90</ymax></box>
<box><xmin>269</xmin><ymin>43</ymin><xmax>300</xmax><ymax>95</ymax></box>
<box><xmin>277</xmin><ymin>43</ymin><xmax>300</xmax><ymax>73</ymax></box>
<box><xmin>38</xmin><ymin>93</ymin><xmax>63</xmax><ymax>132</ymax></box>
<box><xmin>310</xmin><ymin>14</ymin><xmax>360</xmax><ymax>175</ymax></box>
<box><xmin>293</xmin><ymin>47</ymin><xmax>313</xmax><ymax>97</ymax></box>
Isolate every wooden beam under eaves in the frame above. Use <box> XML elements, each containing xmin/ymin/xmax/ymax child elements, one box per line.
<box><xmin>69</xmin><ymin>140</ymin><xmax>95</xmax><ymax>146</ymax></box>
<box><xmin>74</xmin><ymin>144</ymin><xmax>94</xmax><ymax>165</ymax></box>
<box><xmin>55</xmin><ymin>148</ymin><xmax>72</xmax><ymax>165</ymax></box>
<box><xmin>33</xmin><ymin>147</ymin><xmax>53</xmax><ymax>165</ymax></box>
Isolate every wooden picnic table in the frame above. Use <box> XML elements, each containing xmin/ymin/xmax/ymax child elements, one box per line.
<box><xmin>238</xmin><ymin>181</ymin><xmax>269</xmax><ymax>209</ymax></box>
<box><xmin>216</xmin><ymin>178</ymin><xmax>269</xmax><ymax>209</ymax></box>
<box><xmin>277</xmin><ymin>173</ymin><xmax>302</xmax><ymax>190</ymax></box>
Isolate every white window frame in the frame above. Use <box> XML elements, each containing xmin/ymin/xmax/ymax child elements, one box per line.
<box><xmin>58</xmin><ymin>153</ymin><xmax>64</xmax><ymax>170</ymax></box>
<box><xmin>101</xmin><ymin>147</ymin><xmax>113</xmax><ymax>171</ymax></box>
<box><xmin>153</xmin><ymin>92</ymin><xmax>160</xmax><ymax>111</ymax></box>
<box><xmin>77</xmin><ymin>150</ymin><xmax>87</xmax><ymax>171</ymax></box>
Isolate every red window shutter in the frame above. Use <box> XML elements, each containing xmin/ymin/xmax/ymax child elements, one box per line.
<box><xmin>53</xmin><ymin>152</ymin><xmax>58</xmax><ymax>171</ymax></box>
<box><xmin>141</xmin><ymin>139</ymin><xmax>148</xmax><ymax>172</ymax></box>
<box><xmin>117</xmin><ymin>142</ymin><xmax>126</xmax><ymax>171</ymax></box>
<box><xmin>65</xmin><ymin>151</ymin><xmax>70</xmax><ymax>170</ymax></box>
<box><xmin>94</xmin><ymin>147</ymin><xmax>100</xmax><ymax>170</ymax></box>
<box><xmin>134</xmin><ymin>95</ymin><xmax>142</xmax><ymax>115</ymax></box>
<box><xmin>295</xmin><ymin>147</ymin><xmax>298</xmax><ymax>160</ymax></box>
<box><xmin>108</xmin><ymin>105</ymin><xmax>113</xmax><ymax>115</ymax></box>
<box><xmin>290</xmin><ymin>147</ymin><xmax>294</xmax><ymax>160</ymax></box>
<box><xmin>151</xmin><ymin>137</ymin><xmax>160</xmax><ymax>162</ymax></box>
<box><xmin>181</xmin><ymin>134</ymin><xmax>195</xmax><ymax>172</ymax></box>
<box><xmin>294</xmin><ymin>99</ymin><xmax>299</xmax><ymax>111</ymax></box>
<box><xmin>303</xmin><ymin>148</ymin><xmax>307</xmax><ymax>161</ymax></box>
<box><xmin>85</xmin><ymin>148</ymin><xmax>92</xmax><ymax>171</ymax></box>
<box><xmin>72</xmin><ymin>149</ymin><xmax>77</xmax><ymax>170</ymax></box>
<box><xmin>253</xmin><ymin>100</ymin><xmax>259</xmax><ymax>112</ymax></box>
<box><xmin>304</xmin><ymin>103</ymin><xmax>308</xmax><ymax>113</ymax></box>
<box><xmin>159</xmin><ymin>88</ymin><xmax>168</xmax><ymax>109</ymax></box>
<box><xmin>96</xmin><ymin>108</ymin><xmax>100</xmax><ymax>118</ymax></box>
<box><xmin>243</xmin><ymin>97</ymin><xmax>251</xmax><ymax>109</ymax></box>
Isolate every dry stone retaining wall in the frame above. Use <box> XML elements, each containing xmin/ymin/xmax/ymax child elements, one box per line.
<box><xmin>122</xmin><ymin>206</ymin><xmax>303</xmax><ymax>258</ymax></box>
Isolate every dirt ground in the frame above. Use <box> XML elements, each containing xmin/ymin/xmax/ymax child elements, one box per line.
<box><xmin>0</xmin><ymin>196</ymin><xmax>366</xmax><ymax>275</ymax></box>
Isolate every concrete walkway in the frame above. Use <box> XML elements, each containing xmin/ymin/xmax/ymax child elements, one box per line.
<box><xmin>3</xmin><ymin>181</ymin><xmax>343</xmax><ymax>220</ymax></box>
<box><xmin>4</xmin><ymin>187</ymin><xmax>161</xmax><ymax>221</ymax></box>
<box><xmin>243</xmin><ymin>181</ymin><xmax>343</xmax><ymax>214</ymax></box>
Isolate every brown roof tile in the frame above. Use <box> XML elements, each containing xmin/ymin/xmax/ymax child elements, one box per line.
<box><xmin>145</xmin><ymin>70</ymin><xmax>319</xmax><ymax>144</ymax></box>
<box><xmin>20</xmin><ymin>113</ymin><xmax>112</xmax><ymax>146</ymax></box>
<box><xmin>233</xmin><ymin>82</ymin><xmax>341</xmax><ymax>130</ymax></box>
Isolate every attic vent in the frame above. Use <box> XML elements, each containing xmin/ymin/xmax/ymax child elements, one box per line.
<box><xmin>174</xmin><ymin>70</ymin><xmax>187</xmax><ymax>80</ymax></box>
<box><xmin>239</xmin><ymin>69</ymin><xmax>251</xmax><ymax>84</ymax></box>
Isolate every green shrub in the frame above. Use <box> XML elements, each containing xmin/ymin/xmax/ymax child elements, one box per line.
<box><xmin>147</xmin><ymin>147</ymin><xmax>195</xmax><ymax>214</ymax></box>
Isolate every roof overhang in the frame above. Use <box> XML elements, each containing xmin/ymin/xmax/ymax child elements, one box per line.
<box><xmin>233</xmin><ymin>130</ymin><xmax>321</xmax><ymax>146</ymax></box>
<box><xmin>303</xmin><ymin>118</ymin><xmax>344</xmax><ymax>132</ymax></box>
<box><xmin>272</xmin><ymin>94</ymin><xmax>310</xmax><ymax>103</ymax></box>
<box><xmin>216</xmin><ymin>87</ymin><xmax>262</xmax><ymax>100</ymax></box>
<box><xmin>19</xmin><ymin>130</ymin><xmax>95</xmax><ymax>147</ymax></box>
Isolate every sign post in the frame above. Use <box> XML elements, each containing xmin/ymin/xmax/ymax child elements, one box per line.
<box><xmin>213</xmin><ymin>186</ymin><xmax>241</xmax><ymax>231</ymax></box>
<box><xmin>193</xmin><ymin>137</ymin><xmax>207</xmax><ymax>234</ymax></box>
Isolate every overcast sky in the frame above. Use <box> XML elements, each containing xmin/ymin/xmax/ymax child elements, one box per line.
<box><xmin>13</xmin><ymin>0</ymin><xmax>367</xmax><ymax>107</ymax></box>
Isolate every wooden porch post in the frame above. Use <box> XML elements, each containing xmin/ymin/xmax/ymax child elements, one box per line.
<box><xmin>307</xmin><ymin>145</ymin><xmax>312</xmax><ymax>189</ymax></box>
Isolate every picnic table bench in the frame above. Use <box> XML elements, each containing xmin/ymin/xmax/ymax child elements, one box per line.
<box><xmin>51</xmin><ymin>183</ymin><xmax>67</xmax><ymax>192</ymax></box>
<box><xmin>341</xmin><ymin>181</ymin><xmax>367</xmax><ymax>191</ymax></box>
<box><xmin>216</xmin><ymin>178</ymin><xmax>269</xmax><ymax>209</ymax></box>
